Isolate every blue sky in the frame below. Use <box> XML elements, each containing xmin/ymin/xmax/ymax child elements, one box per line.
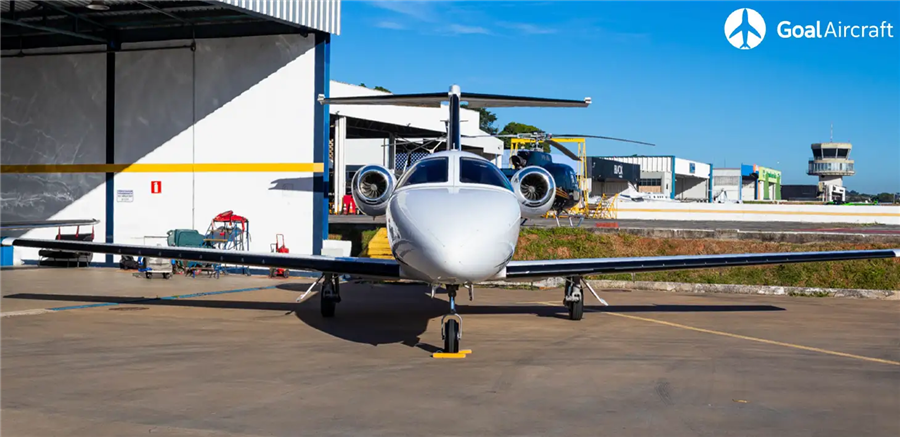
<box><xmin>331</xmin><ymin>1</ymin><xmax>900</xmax><ymax>193</ymax></box>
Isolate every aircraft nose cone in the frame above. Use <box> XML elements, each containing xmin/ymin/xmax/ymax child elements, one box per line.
<box><xmin>388</xmin><ymin>187</ymin><xmax>520</xmax><ymax>283</ymax></box>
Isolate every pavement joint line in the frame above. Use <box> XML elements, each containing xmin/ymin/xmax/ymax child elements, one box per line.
<box><xmin>535</xmin><ymin>301</ymin><xmax>900</xmax><ymax>367</ymax></box>
<box><xmin>3</xmin><ymin>285</ymin><xmax>280</xmax><ymax>316</ymax></box>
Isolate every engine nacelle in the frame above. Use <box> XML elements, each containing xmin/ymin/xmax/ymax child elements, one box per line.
<box><xmin>510</xmin><ymin>166</ymin><xmax>556</xmax><ymax>218</ymax></box>
<box><xmin>351</xmin><ymin>165</ymin><xmax>396</xmax><ymax>216</ymax></box>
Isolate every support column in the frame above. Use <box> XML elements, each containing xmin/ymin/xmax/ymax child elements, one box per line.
<box><xmin>387</xmin><ymin>133</ymin><xmax>396</xmax><ymax>171</ymax></box>
<box><xmin>104</xmin><ymin>41</ymin><xmax>117</xmax><ymax>266</ymax></box>
<box><xmin>313</xmin><ymin>32</ymin><xmax>331</xmax><ymax>255</ymax></box>
<box><xmin>332</xmin><ymin>116</ymin><xmax>347</xmax><ymax>214</ymax></box>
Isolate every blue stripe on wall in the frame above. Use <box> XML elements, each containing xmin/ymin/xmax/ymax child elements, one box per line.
<box><xmin>670</xmin><ymin>156</ymin><xmax>676</xmax><ymax>199</ymax></box>
<box><xmin>312</xmin><ymin>32</ymin><xmax>331</xmax><ymax>255</ymax></box>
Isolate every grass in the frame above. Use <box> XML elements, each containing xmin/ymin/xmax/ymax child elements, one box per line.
<box><xmin>514</xmin><ymin>228</ymin><xmax>900</xmax><ymax>291</ymax></box>
<box><xmin>330</xmin><ymin>226</ymin><xmax>900</xmax><ymax>290</ymax></box>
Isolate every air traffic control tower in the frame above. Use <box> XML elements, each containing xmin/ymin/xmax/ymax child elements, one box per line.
<box><xmin>807</xmin><ymin>142</ymin><xmax>854</xmax><ymax>202</ymax></box>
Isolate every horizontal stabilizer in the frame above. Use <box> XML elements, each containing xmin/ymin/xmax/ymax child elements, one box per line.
<box><xmin>319</xmin><ymin>91</ymin><xmax>591</xmax><ymax>108</ymax></box>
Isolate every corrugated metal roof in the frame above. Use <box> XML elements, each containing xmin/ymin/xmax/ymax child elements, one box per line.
<box><xmin>3</xmin><ymin>1</ymin><xmax>340</xmax><ymax>34</ymax></box>
<box><xmin>215</xmin><ymin>0</ymin><xmax>340</xmax><ymax>35</ymax></box>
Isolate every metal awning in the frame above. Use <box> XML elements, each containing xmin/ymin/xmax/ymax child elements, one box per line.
<box><xmin>1</xmin><ymin>0</ymin><xmax>339</xmax><ymax>52</ymax></box>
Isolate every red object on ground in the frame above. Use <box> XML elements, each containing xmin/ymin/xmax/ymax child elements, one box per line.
<box><xmin>270</xmin><ymin>234</ymin><xmax>289</xmax><ymax>277</ymax></box>
<box><xmin>342</xmin><ymin>194</ymin><xmax>357</xmax><ymax>215</ymax></box>
<box><xmin>595</xmin><ymin>222</ymin><xmax>619</xmax><ymax>229</ymax></box>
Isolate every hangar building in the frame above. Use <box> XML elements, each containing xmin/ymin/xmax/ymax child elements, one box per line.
<box><xmin>599</xmin><ymin>156</ymin><xmax>713</xmax><ymax>202</ymax></box>
<box><xmin>1</xmin><ymin>0</ymin><xmax>341</xmax><ymax>266</ymax></box>
<box><xmin>712</xmin><ymin>164</ymin><xmax>782</xmax><ymax>202</ymax></box>
<box><xmin>587</xmin><ymin>157</ymin><xmax>640</xmax><ymax>198</ymax></box>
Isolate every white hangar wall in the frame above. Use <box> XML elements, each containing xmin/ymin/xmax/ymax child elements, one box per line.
<box><xmin>1</xmin><ymin>34</ymin><xmax>322</xmax><ymax>265</ymax></box>
<box><xmin>0</xmin><ymin>50</ymin><xmax>109</xmax><ymax>263</ymax></box>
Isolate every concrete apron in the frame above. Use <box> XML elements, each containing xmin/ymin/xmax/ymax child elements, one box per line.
<box><xmin>481</xmin><ymin>277</ymin><xmax>898</xmax><ymax>300</ymax></box>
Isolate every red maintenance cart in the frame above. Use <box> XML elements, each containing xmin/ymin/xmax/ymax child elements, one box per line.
<box><xmin>268</xmin><ymin>234</ymin><xmax>289</xmax><ymax>278</ymax></box>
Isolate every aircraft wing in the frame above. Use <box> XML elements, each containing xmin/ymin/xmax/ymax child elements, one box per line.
<box><xmin>1</xmin><ymin>238</ymin><xmax>402</xmax><ymax>279</ymax></box>
<box><xmin>504</xmin><ymin>249</ymin><xmax>900</xmax><ymax>279</ymax></box>
<box><xmin>1</xmin><ymin>219</ymin><xmax>100</xmax><ymax>231</ymax></box>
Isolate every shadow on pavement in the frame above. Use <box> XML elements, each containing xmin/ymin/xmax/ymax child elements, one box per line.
<box><xmin>5</xmin><ymin>283</ymin><xmax>785</xmax><ymax>350</ymax></box>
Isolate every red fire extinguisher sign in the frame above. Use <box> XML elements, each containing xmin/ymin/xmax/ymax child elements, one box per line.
<box><xmin>151</xmin><ymin>181</ymin><xmax>162</xmax><ymax>194</ymax></box>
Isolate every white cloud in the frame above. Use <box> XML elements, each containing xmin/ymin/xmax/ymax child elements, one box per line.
<box><xmin>367</xmin><ymin>0</ymin><xmax>436</xmax><ymax>22</ymax></box>
<box><xmin>376</xmin><ymin>21</ymin><xmax>406</xmax><ymax>30</ymax></box>
<box><xmin>498</xmin><ymin>22</ymin><xmax>557</xmax><ymax>35</ymax></box>
<box><xmin>447</xmin><ymin>24</ymin><xmax>491</xmax><ymax>35</ymax></box>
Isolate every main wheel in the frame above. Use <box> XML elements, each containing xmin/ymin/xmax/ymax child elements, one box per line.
<box><xmin>568</xmin><ymin>298</ymin><xmax>583</xmax><ymax>321</ymax></box>
<box><xmin>321</xmin><ymin>297</ymin><xmax>336</xmax><ymax>318</ymax></box>
<box><xmin>443</xmin><ymin>319</ymin><xmax>459</xmax><ymax>353</ymax></box>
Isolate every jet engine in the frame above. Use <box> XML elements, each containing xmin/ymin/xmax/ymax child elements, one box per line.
<box><xmin>510</xmin><ymin>166</ymin><xmax>556</xmax><ymax>218</ymax></box>
<box><xmin>351</xmin><ymin>165</ymin><xmax>396</xmax><ymax>216</ymax></box>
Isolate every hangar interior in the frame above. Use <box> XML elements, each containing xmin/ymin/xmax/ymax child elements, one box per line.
<box><xmin>327</xmin><ymin>81</ymin><xmax>502</xmax><ymax>213</ymax></box>
<box><xmin>1</xmin><ymin>0</ymin><xmax>340</xmax><ymax>266</ymax></box>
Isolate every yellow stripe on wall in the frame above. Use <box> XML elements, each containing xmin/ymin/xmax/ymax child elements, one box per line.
<box><xmin>621</xmin><ymin>208</ymin><xmax>900</xmax><ymax>218</ymax></box>
<box><xmin>0</xmin><ymin>163</ymin><xmax>324</xmax><ymax>174</ymax></box>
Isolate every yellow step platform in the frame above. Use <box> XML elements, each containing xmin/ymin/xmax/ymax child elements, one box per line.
<box><xmin>365</xmin><ymin>227</ymin><xmax>394</xmax><ymax>260</ymax></box>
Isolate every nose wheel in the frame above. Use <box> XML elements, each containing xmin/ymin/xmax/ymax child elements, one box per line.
<box><xmin>434</xmin><ymin>285</ymin><xmax>469</xmax><ymax>358</ymax></box>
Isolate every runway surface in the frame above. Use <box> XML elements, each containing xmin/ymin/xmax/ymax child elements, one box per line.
<box><xmin>3</xmin><ymin>268</ymin><xmax>899</xmax><ymax>436</ymax></box>
<box><xmin>330</xmin><ymin>215</ymin><xmax>900</xmax><ymax>234</ymax></box>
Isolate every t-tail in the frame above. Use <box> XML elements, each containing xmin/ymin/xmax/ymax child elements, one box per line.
<box><xmin>318</xmin><ymin>84</ymin><xmax>592</xmax><ymax>151</ymax></box>
<box><xmin>447</xmin><ymin>85</ymin><xmax>462</xmax><ymax>150</ymax></box>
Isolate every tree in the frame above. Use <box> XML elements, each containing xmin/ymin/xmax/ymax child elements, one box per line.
<box><xmin>358</xmin><ymin>83</ymin><xmax>391</xmax><ymax>93</ymax></box>
<box><xmin>461</xmin><ymin>104</ymin><xmax>498</xmax><ymax>135</ymax></box>
<box><xmin>499</xmin><ymin>121</ymin><xmax>547</xmax><ymax>151</ymax></box>
<box><xmin>875</xmin><ymin>192</ymin><xmax>895</xmax><ymax>203</ymax></box>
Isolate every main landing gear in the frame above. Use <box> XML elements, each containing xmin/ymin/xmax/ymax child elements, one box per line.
<box><xmin>564</xmin><ymin>277</ymin><xmax>584</xmax><ymax>320</ymax></box>
<box><xmin>320</xmin><ymin>274</ymin><xmax>341</xmax><ymax>318</ymax></box>
<box><xmin>564</xmin><ymin>276</ymin><xmax>609</xmax><ymax>320</ymax></box>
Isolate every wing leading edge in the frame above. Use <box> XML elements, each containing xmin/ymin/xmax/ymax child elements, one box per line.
<box><xmin>505</xmin><ymin>249</ymin><xmax>900</xmax><ymax>279</ymax></box>
<box><xmin>2</xmin><ymin>238</ymin><xmax>401</xmax><ymax>279</ymax></box>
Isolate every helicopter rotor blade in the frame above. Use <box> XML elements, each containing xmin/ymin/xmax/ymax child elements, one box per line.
<box><xmin>545</xmin><ymin>139</ymin><xmax>581</xmax><ymax>161</ymax></box>
<box><xmin>552</xmin><ymin>134</ymin><xmax>655</xmax><ymax>146</ymax></box>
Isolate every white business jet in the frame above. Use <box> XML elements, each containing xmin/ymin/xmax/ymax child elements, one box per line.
<box><xmin>4</xmin><ymin>85</ymin><xmax>898</xmax><ymax>355</ymax></box>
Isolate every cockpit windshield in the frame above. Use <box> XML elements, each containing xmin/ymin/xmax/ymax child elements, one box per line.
<box><xmin>399</xmin><ymin>157</ymin><xmax>449</xmax><ymax>187</ymax></box>
<box><xmin>459</xmin><ymin>157</ymin><xmax>513</xmax><ymax>191</ymax></box>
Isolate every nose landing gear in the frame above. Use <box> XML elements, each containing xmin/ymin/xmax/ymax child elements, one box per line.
<box><xmin>434</xmin><ymin>284</ymin><xmax>471</xmax><ymax>359</ymax></box>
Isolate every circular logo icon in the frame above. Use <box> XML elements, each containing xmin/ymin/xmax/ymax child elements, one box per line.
<box><xmin>724</xmin><ymin>8</ymin><xmax>766</xmax><ymax>50</ymax></box>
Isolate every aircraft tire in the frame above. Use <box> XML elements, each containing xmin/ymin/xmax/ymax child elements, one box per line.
<box><xmin>443</xmin><ymin>319</ymin><xmax>459</xmax><ymax>353</ymax></box>
<box><xmin>321</xmin><ymin>296</ymin><xmax>336</xmax><ymax>318</ymax></box>
<box><xmin>568</xmin><ymin>299</ymin><xmax>583</xmax><ymax>321</ymax></box>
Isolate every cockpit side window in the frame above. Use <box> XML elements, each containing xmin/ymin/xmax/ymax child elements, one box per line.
<box><xmin>459</xmin><ymin>157</ymin><xmax>513</xmax><ymax>191</ymax></box>
<box><xmin>399</xmin><ymin>157</ymin><xmax>449</xmax><ymax>187</ymax></box>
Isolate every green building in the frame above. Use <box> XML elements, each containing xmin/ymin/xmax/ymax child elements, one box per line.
<box><xmin>742</xmin><ymin>164</ymin><xmax>782</xmax><ymax>200</ymax></box>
